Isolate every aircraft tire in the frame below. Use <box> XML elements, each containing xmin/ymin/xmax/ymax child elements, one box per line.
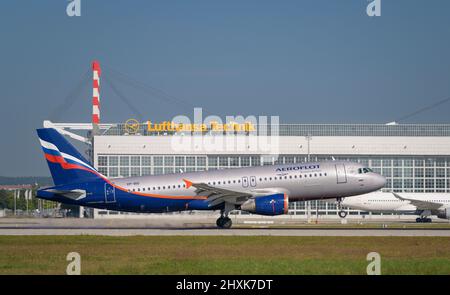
<box><xmin>221</xmin><ymin>217</ymin><xmax>232</xmax><ymax>229</ymax></box>
<box><xmin>216</xmin><ymin>218</ymin><xmax>222</xmax><ymax>227</ymax></box>
<box><xmin>338</xmin><ymin>211</ymin><xmax>347</xmax><ymax>218</ymax></box>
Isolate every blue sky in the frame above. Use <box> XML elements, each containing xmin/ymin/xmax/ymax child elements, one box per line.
<box><xmin>1</xmin><ymin>0</ymin><xmax>450</xmax><ymax>176</ymax></box>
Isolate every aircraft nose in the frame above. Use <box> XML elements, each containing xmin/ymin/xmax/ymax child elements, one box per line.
<box><xmin>373</xmin><ymin>174</ymin><xmax>386</xmax><ymax>189</ymax></box>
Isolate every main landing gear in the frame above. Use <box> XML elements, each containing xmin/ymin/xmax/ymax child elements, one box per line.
<box><xmin>216</xmin><ymin>203</ymin><xmax>234</xmax><ymax>229</ymax></box>
<box><xmin>216</xmin><ymin>216</ymin><xmax>232</xmax><ymax>229</ymax></box>
<box><xmin>336</xmin><ymin>197</ymin><xmax>348</xmax><ymax>218</ymax></box>
<box><xmin>416</xmin><ymin>217</ymin><xmax>432</xmax><ymax>223</ymax></box>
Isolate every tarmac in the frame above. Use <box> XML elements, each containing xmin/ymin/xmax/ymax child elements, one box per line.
<box><xmin>1</xmin><ymin>228</ymin><xmax>450</xmax><ymax>236</ymax></box>
<box><xmin>1</xmin><ymin>217</ymin><xmax>449</xmax><ymax>236</ymax></box>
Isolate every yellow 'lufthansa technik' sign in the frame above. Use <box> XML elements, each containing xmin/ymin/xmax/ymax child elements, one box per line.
<box><xmin>146</xmin><ymin>121</ymin><xmax>255</xmax><ymax>132</ymax></box>
<box><xmin>124</xmin><ymin>119</ymin><xmax>256</xmax><ymax>134</ymax></box>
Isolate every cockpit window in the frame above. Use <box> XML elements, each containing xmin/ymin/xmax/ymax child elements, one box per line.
<box><xmin>358</xmin><ymin>167</ymin><xmax>373</xmax><ymax>174</ymax></box>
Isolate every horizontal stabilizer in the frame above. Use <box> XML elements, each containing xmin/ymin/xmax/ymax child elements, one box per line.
<box><xmin>45</xmin><ymin>189</ymin><xmax>87</xmax><ymax>201</ymax></box>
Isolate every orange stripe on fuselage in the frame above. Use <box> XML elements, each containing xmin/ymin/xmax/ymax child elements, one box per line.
<box><xmin>131</xmin><ymin>191</ymin><xmax>207</xmax><ymax>200</ymax></box>
<box><xmin>284</xmin><ymin>193</ymin><xmax>289</xmax><ymax>214</ymax></box>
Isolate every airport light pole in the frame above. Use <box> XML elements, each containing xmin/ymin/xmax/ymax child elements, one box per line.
<box><xmin>26</xmin><ymin>189</ymin><xmax>29</xmax><ymax>216</ymax></box>
<box><xmin>306</xmin><ymin>200</ymin><xmax>311</xmax><ymax>222</ymax></box>
<box><xmin>303</xmin><ymin>134</ymin><xmax>312</xmax><ymax>222</ymax></box>
<box><xmin>14</xmin><ymin>190</ymin><xmax>17</xmax><ymax>216</ymax></box>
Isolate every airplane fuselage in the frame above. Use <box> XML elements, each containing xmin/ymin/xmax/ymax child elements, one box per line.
<box><xmin>48</xmin><ymin>160</ymin><xmax>385</xmax><ymax>213</ymax></box>
<box><xmin>338</xmin><ymin>192</ymin><xmax>450</xmax><ymax>217</ymax></box>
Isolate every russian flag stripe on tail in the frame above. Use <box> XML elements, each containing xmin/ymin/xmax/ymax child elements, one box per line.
<box><xmin>38</xmin><ymin>138</ymin><xmax>97</xmax><ymax>171</ymax></box>
<box><xmin>37</xmin><ymin>128</ymin><xmax>104</xmax><ymax>186</ymax></box>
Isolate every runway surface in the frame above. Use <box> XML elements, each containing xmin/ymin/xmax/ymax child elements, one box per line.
<box><xmin>1</xmin><ymin>218</ymin><xmax>449</xmax><ymax>236</ymax></box>
<box><xmin>1</xmin><ymin>228</ymin><xmax>450</xmax><ymax>236</ymax></box>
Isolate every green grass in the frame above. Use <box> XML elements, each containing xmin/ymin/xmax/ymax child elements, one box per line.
<box><xmin>0</xmin><ymin>236</ymin><xmax>449</xmax><ymax>275</ymax></box>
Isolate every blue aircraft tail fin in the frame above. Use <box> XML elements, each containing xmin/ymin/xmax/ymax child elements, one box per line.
<box><xmin>36</xmin><ymin>128</ymin><xmax>104</xmax><ymax>186</ymax></box>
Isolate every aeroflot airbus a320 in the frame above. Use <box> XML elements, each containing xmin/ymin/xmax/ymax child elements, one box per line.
<box><xmin>36</xmin><ymin>128</ymin><xmax>386</xmax><ymax>228</ymax></box>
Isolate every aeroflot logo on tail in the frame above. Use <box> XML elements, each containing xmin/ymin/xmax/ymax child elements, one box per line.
<box><xmin>276</xmin><ymin>164</ymin><xmax>320</xmax><ymax>172</ymax></box>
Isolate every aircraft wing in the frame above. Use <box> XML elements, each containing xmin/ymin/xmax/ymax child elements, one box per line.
<box><xmin>183</xmin><ymin>179</ymin><xmax>252</xmax><ymax>207</ymax></box>
<box><xmin>392</xmin><ymin>193</ymin><xmax>443</xmax><ymax>210</ymax></box>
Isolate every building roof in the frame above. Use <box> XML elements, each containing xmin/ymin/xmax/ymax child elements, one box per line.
<box><xmin>98</xmin><ymin>123</ymin><xmax>450</xmax><ymax>137</ymax></box>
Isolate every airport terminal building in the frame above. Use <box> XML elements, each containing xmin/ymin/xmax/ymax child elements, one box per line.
<box><xmin>65</xmin><ymin>122</ymin><xmax>450</xmax><ymax>219</ymax></box>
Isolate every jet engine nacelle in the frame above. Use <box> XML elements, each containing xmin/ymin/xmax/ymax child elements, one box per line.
<box><xmin>240</xmin><ymin>193</ymin><xmax>289</xmax><ymax>216</ymax></box>
<box><xmin>437</xmin><ymin>208</ymin><xmax>450</xmax><ymax>219</ymax></box>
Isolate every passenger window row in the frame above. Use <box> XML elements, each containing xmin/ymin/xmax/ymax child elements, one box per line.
<box><xmin>259</xmin><ymin>172</ymin><xmax>327</xmax><ymax>182</ymax></box>
<box><xmin>129</xmin><ymin>172</ymin><xmax>328</xmax><ymax>193</ymax></box>
<box><xmin>131</xmin><ymin>183</ymin><xmax>187</xmax><ymax>192</ymax></box>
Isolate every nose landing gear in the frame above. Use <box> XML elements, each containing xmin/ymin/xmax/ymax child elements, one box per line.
<box><xmin>338</xmin><ymin>210</ymin><xmax>348</xmax><ymax>218</ymax></box>
<box><xmin>336</xmin><ymin>197</ymin><xmax>347</xmax><ymax>218</ymax></box>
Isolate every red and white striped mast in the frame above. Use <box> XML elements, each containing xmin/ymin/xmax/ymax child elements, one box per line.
<box><xmin>92</xmin><ymin>60</ymin><xmax>101</xmax><ymax>135</ymax></box>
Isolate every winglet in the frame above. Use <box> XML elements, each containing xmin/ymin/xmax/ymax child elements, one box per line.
<box><xmin>183</xmin><ymin>179</ymin><xmax>193</xmax><ymax>189</ymax></box>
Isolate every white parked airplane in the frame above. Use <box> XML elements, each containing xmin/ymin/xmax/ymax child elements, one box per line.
<box><xmin>336</xmin><ymin>192</ymin><xmax>450</xmax><ymax>222</ymax></box>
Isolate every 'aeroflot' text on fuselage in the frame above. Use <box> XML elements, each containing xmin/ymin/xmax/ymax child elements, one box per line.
<box><xmin>275</xmin><ymin>165</ymin><xmax>320</xmax><ymax>172</ymax></box>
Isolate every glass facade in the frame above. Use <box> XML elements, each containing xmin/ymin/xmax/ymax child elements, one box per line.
<box><xmin>97</xmin><ymin>154</ymin><xmax>450</xmax><ymax>217</ymax></box>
